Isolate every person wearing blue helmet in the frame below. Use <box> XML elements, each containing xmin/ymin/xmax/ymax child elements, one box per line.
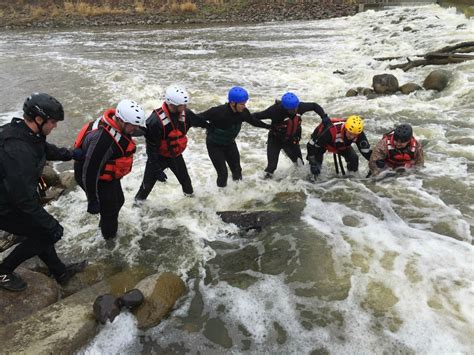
<box><xmin>252</xmin><ymin>92</ymin><xmax>330</xmax><ymax>178</ymax></box>
<box><xmin>199</xmin><ymin>86</ymin><xmax>271</xmax><ymax>187</ymax></box>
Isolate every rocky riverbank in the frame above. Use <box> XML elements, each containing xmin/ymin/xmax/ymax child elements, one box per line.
<box><xmin>0</xmin><ymin>0</ymin><xmax>357</xmax><ymax>30</ymax></box>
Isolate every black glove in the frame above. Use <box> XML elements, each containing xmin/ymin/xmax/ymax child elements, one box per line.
<box><xmin>308</xmin><ymin>156</ymin><xmax>321</xmax><ymax>176</ymax></box>
<box><xmin>310</xmin><ymin>163</ymin><xmax>321</xmax><ymax>176</ymax></box>
<box><xmin>154</xmin><ymin>167</ymin><xmax>167</xmax><ymax>182</ymax></box>
<box><xmin>375</xmin><ymin>159</ymin><xmax>386</xmax><ymax>169</ymax></box>
<box><xmin>72</xmin><ymin>148</ymin><xmax>84</xmax><ymax>161</ymax></box>
<box><xmin>87</xmin><ymin>200</ymin><xmax>100</xmax><ymax>214</ymax></box>
<box><xmin>49</xmin><ymin>222</ymin><xmax>64</xmax><ymax>243</ymax></box>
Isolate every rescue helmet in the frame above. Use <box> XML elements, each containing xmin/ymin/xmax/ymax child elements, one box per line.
<box><xmin>165</xmin><ymin>85</ymin><xmax>189</xmax><ymax>106</ymax></box>
<box><xmin>281</xmin><ymin>92</ymin><xmax>300</xmax><ymax>110</ymax></box>
<box><xmin>23</xmin><ymin>93</ymin><xmax>64</xmax><ymax>121</ymax></box>
<box><xmin>115</xmin><ymin>99</ymin><xmax>146</xmax><ymax>127</ymax></box>
<box><xmin>228</xmin><ymin>86</ymin><xmax>249</xmax><ymax>103</ymax></box>
<box><xmin>345</xmin><ymin>115</ymin><xmax>364</xmax><ymax>135</ymax></box>
<box><xmin>393</xmin><ymin>123</ymin><xmax>413</xmax><ymax>142</ymax></box>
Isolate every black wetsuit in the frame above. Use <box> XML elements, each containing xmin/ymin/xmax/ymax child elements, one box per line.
<box><xmin>0</xmin><ymin>118</ymin><xmax>73</xmax><ymax>276</ymax></box>
<box><xmin>74</xmin><ymin>122</ymin><xmax>133</xmax><ymax>239</ymax></box>
<box><xmin>307</xmin><ymin>120</ymin><xmax>372</xmax><ymax>173</ymax></box>
<box><xmin>252</xmin><ymin>102</ymin><xmax>328</xmax><ymax>174</ymax></box>
<box><xmin>201</xmin><ymin>103</ymin><xmax>270</xmax><ymax>187</ymax></box>
<box><xmin>135</xmin><ymin>105</ymin><xmax>208</xmax><ymax>199</ymax></box>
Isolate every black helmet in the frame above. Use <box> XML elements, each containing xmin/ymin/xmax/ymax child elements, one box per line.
<box><xmin>23</xmin><ymin>93</ymin><xmax>64</xmax><ymax>121</ymax></box>
<box><xmin>393</xmin><ymin>124</ymin><xmax>413</xmax><ymax>142</ymax></box>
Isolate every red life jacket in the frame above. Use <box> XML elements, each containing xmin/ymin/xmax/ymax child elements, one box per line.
<box><xmin>155</xmin><ymin>103</ymin><xmax>188</xmax><ymax>157</ymax></box>
<box><xmin>384</xmin><ymin>133</ymin><xmax>417</xmax><ymax>168</ymax></box>
<box><xmin>315</xmin><ymin>118</ymin><xmax>354</xmax><ymax>153</ymax></box>
<box><xmin>74</xmin><ymin>108</ymin><xmax>136</xmax><ymax>181</ymax></box>
<box><xmin>274</xmin><ymin>114</ymin><xmax>302</xmax><ymax>142</ymax></box>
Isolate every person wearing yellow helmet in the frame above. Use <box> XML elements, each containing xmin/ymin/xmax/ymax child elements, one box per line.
<box><xmin>306</xmin><ymin>115</ymin><xmax>372</xmax><ymax>177</ymax></box>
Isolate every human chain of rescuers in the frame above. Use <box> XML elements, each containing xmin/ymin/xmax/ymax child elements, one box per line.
<box><xmin>0</xmin><ymin>88</ymin><xmax>424</xmax><ymax>292</ymax></box>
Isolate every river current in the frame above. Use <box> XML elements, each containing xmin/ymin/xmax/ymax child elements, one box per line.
<box><xmin>0</xmin><ymin>4</ymin><xmax>473</xmax><ymax>354</ymax></box>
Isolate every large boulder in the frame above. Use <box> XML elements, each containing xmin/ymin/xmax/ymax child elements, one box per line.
<box><xmin>423</xmin><ymin>70</ymin><xmax>451</xmax><ymax>91</ymax></box>
<box><xmin>399</xmin><ymin>83</ymin><xmax>423</xmax><ymax>95</ymax></box>
<box><xmin>133</xmin><ymin>272</ymin><xmax>186</xmax><ymax>330</ymax></box>
<box><xmin>0</xmin><ymin>267</ymin><xmax>148</xmax><ymax>354</ymax></box>
<box><xmin>0</xmin><ymin>268</ymin><xmax>60</xmax><ymax>326</ymax></box>
<box><xmin>372</xmin><ymin>74</ymin><xmax>399</xmax><ymax>94</ymax></box>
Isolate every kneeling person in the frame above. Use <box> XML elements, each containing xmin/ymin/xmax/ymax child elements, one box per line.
<box><xmin>369</xmin><ymin>123</ymin><xmax>424</xmax><ymax>176</ymax></box>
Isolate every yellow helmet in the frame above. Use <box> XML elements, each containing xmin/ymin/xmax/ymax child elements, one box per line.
<box><xmin>345</xmin><ymin>115</ymin><xmax>364</xmax><ymax>134</ymax></box>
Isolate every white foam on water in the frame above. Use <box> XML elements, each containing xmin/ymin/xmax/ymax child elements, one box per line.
<box><xmin>1</xmin><ymin>3</ymin><xmax>473</xmax><ymax>353</ymax></box>
<box><xmin>79</xmin><ymin>312</ymin><xmax>138</xmax><ymax>355</ymax></box>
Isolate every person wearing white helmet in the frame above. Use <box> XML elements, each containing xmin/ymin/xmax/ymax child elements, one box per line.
<box><xmin>135</xmin><ymin>85</ymin><xmax>207</xmax><ymax>200</ymax></box>
<box><xmin>74</xmin><ymin>99</ymin><xmax>146</xmax><ymax>240</ymax></box>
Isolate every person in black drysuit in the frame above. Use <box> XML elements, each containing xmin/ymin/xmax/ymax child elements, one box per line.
<box><xmin>306</xmin><ymin>115</ymin><xmax>372</xmax><ymax>177</ymax></box>
<box><xmin>201</xmin><ymin>87</ymin><xmax>271</xmax><ymax>187</ymax></box>
<box><xmin>0</xmin><ymin>93</ymin><xmax>85</xmax><ymax>292</ymax></box>
<box><xmin>74</xmin><ymin>100</ymin><xmax>146</xmax><ymax>240</ymax></box>
<box><xmin>135</xmin><ymin>85</ymin><xmax>208</xmax><ymax>201</ymax></box>
<box><xmin>252</xmin><ymin>92</ymin><xmax>330</xmax><ymax>178</ymax></box>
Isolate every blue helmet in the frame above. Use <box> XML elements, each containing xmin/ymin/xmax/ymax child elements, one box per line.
<box><xmin>228</xmin><ymin>86</ymin><xmax>249</xmax><ymax>103</ymax></box>
<box><xmin>281</xmin><ymin>92</ymin><xmax>299</xmax><ymax>110</ymax></box>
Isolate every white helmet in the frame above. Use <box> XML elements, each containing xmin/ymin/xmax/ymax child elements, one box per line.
<box><xmin>115</xmin><ymin>99</ymin><xmax>146</xmax><ymax>127</ymax></box>
<box><xmin>165</xmin><ymin>85</ymin><xmax>189</xmax><ymax>106</ymax></box>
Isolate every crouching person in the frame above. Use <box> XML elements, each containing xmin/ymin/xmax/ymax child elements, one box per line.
<box><xmin>369</xmin><ymin>123</ymin><xmax>424</xmax><ymax>176</ymax></box>
<box><xmin>0</xmin><ymin>93</ymin><xmax>85</xmax><ymax>291</ymax></box>
<box><xmin>74</xmin><ymin>100</ymin><xmax>146</xmax><ymax>240</ymax></box>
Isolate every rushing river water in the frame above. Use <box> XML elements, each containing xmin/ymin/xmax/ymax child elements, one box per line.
<box><xmin>0</xmin><ymin>4</ymin><xmax>473</xmax><ymax>354</ymax></box>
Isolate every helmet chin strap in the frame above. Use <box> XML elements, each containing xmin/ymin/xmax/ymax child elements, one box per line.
<box><xmin>33</xmin><ymin>116</ymin><xmax>47</xmax><ymax>136</ymax></box>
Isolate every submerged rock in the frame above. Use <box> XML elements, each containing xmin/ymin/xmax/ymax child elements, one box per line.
<box><xmin>399</xmin><ymin>83</ymin><xmax>423</xmax><ymax>95</ymax></box>
<box><xmin>0</xmin><ymin>268</ymin><xmax>60</xmax><ymax>326</ymax></box>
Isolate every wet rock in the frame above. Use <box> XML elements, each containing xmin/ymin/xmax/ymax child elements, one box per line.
<box><xmin>217</xmin><ymin>210</ymin><xmax>288</xmax><ymax>230</ymax></box>
<box><xmin>361</xmin><ymin>87</ymin><xmax>375</xmax><ymax>96</ymax></box>
<box><xmin>59</xmin><ymin>171</ymin><xmax>77</xmax><ymax>190</ymax></box>
<box><xmin>42</xmin><ymin>163</ymin><xmax>60</xmax><ymax>186</ymax></box>
<box><xmin>203</xmin><ymin>317</ymin><xmax>233</xmax><ymax>349</ymax></box>
<box><xmin>93</xmin><ymin>293</ymin><xmax>120</xmax><ymax>324</ymax></box>
<box><xmin>346</xmin><ymin>88</ymin><xmax>358</xmax><ymax>97</ymax></box>
<box><xmin>133</xmin><ymin>272</ymin><xmax>186</xmax><ymax>329</ymax></box>
<box><xmin>221</xmin><ymin>273</ymin><xmax>259</xmax><ymax>290</ymax></box>
<box><xmin>219</xmin><ymin>245</ymin><xmax>259</xmax><ymax>273</ymax></box>
<box><xmin>0</xmin><ymin>268</ymin><xmax>147</xmax><ymax>354</ymax></box>
<box><xmin>402</xmin><ymin>26</ymin><xmax>412</xmax><ymax>31</ymax></box>
<box><xmin>399</xmin><ymin>83</ymin><xmax>423</xmax><ymax>95</ymax></box>
<box><xmin>423</xmin><ymin>69</ymin><xmax>451</xmax><ymax>91</ymax></box>
<box><xmin>372</xmin><ymin>74</ymin><xmax>399</xmax><ymax>94</ymax></box>
<box><xmin>0</xmin><ymin>268</ymin><xmax>60</xmax><ymax>326</ymax></box>
<box><xmin>41</xmin><ymin>186</ymin><xmax>65</xmax><ymax>204</ymax></box>
<box><xmin>117</xmin><ymin>289</ymin><xmax>144</xmax><ymax>310</ymax></box>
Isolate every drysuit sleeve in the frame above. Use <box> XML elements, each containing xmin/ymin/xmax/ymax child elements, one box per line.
<box><xmin>45</xmin><ymin>142</ymin><xmax>73</xmax><ymax>161</ymax></box>
<box><xmin>186</xmin><ymin>109</ymin><xmax>209</xmax><ymax>129</ymax></box>
<box><xmin>298</xmin><ymin>102</ymin><xmax>329</xmax><ymax>120</ymax></box>
<box><xmin>355</xmin><ymin>132</ymin><xmax>372</xmax><ymax>161</ymax></box>
<box><xmin>243</xmin><ymin>109</ymin><xmax>271</xmax><ymax>129</ymax></box>
<box><xmin>1</xmin><ymin>140</ymin><xmax>58</xmax><ymax>231</ymax></box>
